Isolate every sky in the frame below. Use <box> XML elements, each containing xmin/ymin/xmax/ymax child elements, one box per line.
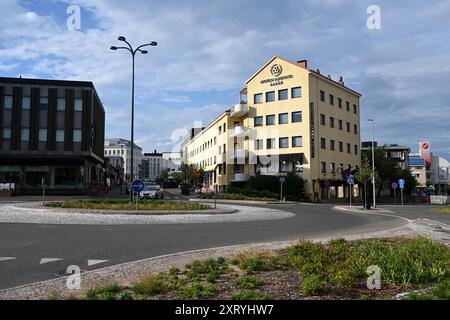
<box><xmin>0</xmin><ymin>0</ymin><xmax>449</xmax><ymax>158</ymax></box>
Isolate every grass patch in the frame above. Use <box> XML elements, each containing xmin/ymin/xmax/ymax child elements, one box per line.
<box><xmin>233</xmin><ymin>276</ymin><xmax>264</xmax><ymax>290</ymax></box>
<box><xmin>287</xmin><ymin>237</ymin><xmax>450</xmax><ymax>295</ymax></box>
<box><xmin>132</xmin><ymin>274</ymin><xmax>172</xmax><ymax>296</ymax></box>
<box><xmin>234</xmin><ymin>253</ymin><xmax>281</xmax><ymax>274</ymax></box>
<box><xmin>232</xmin><ymin>290</ymin><xmax>271</xmax><ymax>300</ymax></box>
<box><xmin>83</xmin><ymin>283</ymin><xmax>122</xmax><ymax>300</ymax></box>
<box><xmin>179</xmin><ymin>283</ymin><xmax>217</xmax><ymax>298</ymax></box>
<box><xmin>46</xmin><ymin>199</ymin><xmax>210</xmax><ymax>211</ymax></box>
<box><xmin>402</xmin><ymin>280</ymin><xmax>450</xmax><ymax>300</ymax></box>
<box><xmin>434</xmin><ymin>207</ymin><xmax>450</xmax><ymax>214</ymax></box>
<box><xmin>184</xmin><ymin>257</ymin><xmax>229</xmax><ymax>280</ymax></box>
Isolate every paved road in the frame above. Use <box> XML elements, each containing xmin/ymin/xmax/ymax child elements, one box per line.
<box><xmin>0</xmin><ymin>192</ymin><xmax>445</xmax><ymax>291</ymax></box>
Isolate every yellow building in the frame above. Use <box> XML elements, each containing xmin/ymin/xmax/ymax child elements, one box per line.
<box><xmin>186</xmin><ymin>56</ymin><xmax>361</xmax><ymax>200</ymax></box>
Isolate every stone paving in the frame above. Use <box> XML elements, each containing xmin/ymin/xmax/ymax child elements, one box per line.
<box><xmin>0</xmin><ymin>202</ymin><xmax>295</xmax><ymax>225</ymax></box>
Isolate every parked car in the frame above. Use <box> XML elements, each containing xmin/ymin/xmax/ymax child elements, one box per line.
<box><xmin>139</xmin><ymin>185</ymin><xmax>164</xmax><ymax>199</ymax></box>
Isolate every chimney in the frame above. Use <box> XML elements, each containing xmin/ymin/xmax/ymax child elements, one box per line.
<box><xmin>154</xmin><ymin>149</ymin><xmax>157</xmax><ymax>154</ymax></box>
<box><xmin>338</xmin><ymin>76</ymin><xmax>345</xmax><ymax>86</ymax></box>
<box><xmin>297</xmin><ymin>59</ymin><xmax>308</xmax><ymax>69</ymax></box>
<box><xmin>316</xmin><ymin>69</ymin><xmax>320</xmax><ymax>74</ymax></box>
<box><xmin>327</xmin><ymin>75</ymin><xmax>332</xmax><ymax>80</ymax></box>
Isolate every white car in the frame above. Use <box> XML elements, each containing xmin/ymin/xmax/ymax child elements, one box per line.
<box><xmin>139</xmin><ymin>185</ymin><xmax>164</xmax><ymax>199</ymax></box>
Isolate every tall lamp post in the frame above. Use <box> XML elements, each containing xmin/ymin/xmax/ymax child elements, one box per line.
<box><xmin>110</xmin><ymin>36</ymin><xmax>157</xmax><ymax>201</ymax></box>
<box><xmin>367</xmin><ymin>119</ymin><xmax>376</xmax><ymax>208</ymax></box>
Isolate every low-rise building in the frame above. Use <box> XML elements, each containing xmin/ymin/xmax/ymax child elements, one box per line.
<box><xmin>0</xmin><ymin>77</ymin><xmax>105</xmax><ymax>195</ymax></box>
<box><xmin>104</xmin><ymin>138</ymin><xmax>143</xmax><ymax>180</ymax></box>
<box><xmin>361</xmin><ymin>142</ymin><xmax>410</xmax><ymax>170</ymax></box>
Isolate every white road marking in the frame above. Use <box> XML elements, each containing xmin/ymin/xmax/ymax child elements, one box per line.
<box><xmin>0</xmin><ymin>257</ymin><xmax>16</xmax><ymax>262</ymax></box>
<box><xmin>87</xmin><ymin>260</ymin><xmax>108</xmax><ymax>267</ymax></box>
<box><xmin>39</xmin><ymin>258</ymin><xmax>63</xmax><ymax>265</ymax></box>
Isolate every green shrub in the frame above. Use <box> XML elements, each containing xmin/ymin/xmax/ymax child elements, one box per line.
<box><xmin>207</xmin><ymin>270</ymin><xmax>221</xmax><ymax>283</ymax></box>
<box><xmin>132</xmin><ymin>274</ymin><xmax>169</xmax><ymax>296</ymax></box>
<box><xmin>233</xmin><ymin>276</ymin><xmax>264</xmax><ymax>290</ymax></box>
<box><xmin>236</xmin><ymin>253</ymin><xmax>278</xmax><ymax>274</ymax></box>
<box><xmin>179</xmin><ymin>283</ymin><xmax>216</xmax><ymax>298</ymax></box>
<box><xmin>232</xmin><ymin>290</ymin><xmax>271</xmax><ymax>300</ymax></box>
<box><xmin>283</xmin><ymin>172</ymin><xmax>305</xmax><ymax>201</ymax></box>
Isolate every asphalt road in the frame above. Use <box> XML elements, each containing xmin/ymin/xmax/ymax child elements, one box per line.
<box><xmin>0</xmin><ymin>193</ymin><xmax>446</xmax><ymax>291</ymax></box>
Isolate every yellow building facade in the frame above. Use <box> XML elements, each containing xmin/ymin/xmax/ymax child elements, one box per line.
<box><xmin>186</xmin><ymin>56</ymin><xmax>361</xmax><ymax>200</ymax></box>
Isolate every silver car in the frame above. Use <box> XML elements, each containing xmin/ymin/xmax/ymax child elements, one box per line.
<box><xmin>139</xmin><ymin>185</ymin><xmax>164</xmax><ymax>199</ymax></box>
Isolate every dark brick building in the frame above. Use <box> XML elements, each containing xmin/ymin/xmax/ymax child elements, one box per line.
<box><xmin>0</xmin><ymin>77</ymin><xmax>105</xmax><ymax>194</ymax></box>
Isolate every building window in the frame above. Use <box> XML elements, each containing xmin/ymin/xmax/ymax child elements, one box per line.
<box><xmin>22</xmin><ymin>97</ymin><xmax>31</xmax><ymax>110</ymax></box>
<box><xmin>347</xmin><ymin>143</ymin><xmax>351</xmax><ymax>153</ymax></box>
<box><xmin>255</xmin><ymin>139</ymin><xmax>264</xmax><ymax>150</ymax></box>
<box><xmin>219</xmin><ymin>126</ymin><xmax>222</xmax><ymax>135</ymax></box>
<box><xmin>279</xmin><ymin>137</ymin><xmax>289</xmax><ymax>148</ymax></box>
<box><xmin>330</xmin><ymin>139</ymin><xmax>335</xmax><ymax>151</ymax></box>
<box><xmin>21</xmin><ymin>128</ymin><xmax>30</xmax><ymax>141</ymax></box>
<box><xmin>320</xmin><ymin>90</ymin><xmax>325</xmax><ymax>102</ymax></box>
<box><xmin>346</xmin><ymin>122</ymin><xmax>351</xmax><ymax>132</ymax></box>
<box><xmin>40</xmin><ymin>97</ymin><xmax>48</xmax><ymax>110</ymax></box>
<box><xmin>56</xmin><ymin>130</ymin><xmax>65</xmax><ymax>142</ymax></box>
<box><xmin>254</xmin><ymin>116</ymin><xmax>263</xmax><ymax>127</ymax></box>
<box><xmin>346</xmin><ymin>101</ymin><xmax>350</xmax><ymax>111</ymax></box>
<box><xmin>57</xmin><ymin>98</ymin><xmax>66</xmax><ymax>111</ymax></box>
<box><xmin>267</xmin><ymin>138</ymin><xmax>276</xmax><ymax>149</ymax></box>
<box><xmin>321</xmin><ymin>162</ymin><xmax>327</xmax><ymax>174</ymax></box>
<box><xmin>2</xmin><ymin>128</ymin><xmax>11</xmax><ymax>139</ymax></box>
<box><xmin>266</xmin><ymin>91</ymin><xmax>275</xmax><ymax>102</ymax></box>
<box><xmin>353</xmin><ymin>104</ymin><xmax>358</xmax><ymax>114</ymax></box>
<box><xmin>354</xmin><ymin>145</ymin><xmax>358</xmax><ymax>155</ymax></box>
<box><xmin>330</xmin><ymin>162</ymin><xmax>336</xmax><ymax>174</ymax></box>
<box><xmin>292</xmin><ymin>136</ymin><xmax>303</xmax><ymax>147</ymax></box>
<box><xmin>330</xmin><ymin>117</ymin><xmax>335</xmax><ymax>128</ymax></box>
<box><xmin>329</xmin><ymin>94</ymin><xmax>334</xmax><ymax>105</ymax></box>
<box><xmin>338</xmin><ymin>119</ymin><xmax>343</xmax><ymax>130</ymax></box>
<box><xmin>266</xmin><ymin>115</ymin><xmax>275</xmax><ymax>126</ymax></box>
<box><xmin>321</xmin><ymin>138</ymin><xmax>326</xmax><ymax>149</ymax></box>
<box><xmin>38</xmin><ymin>129</ymin><xmax>47</xmax><ymax>142</ymax></box>
<box><xmin>292</xmin><ymin>111</ymin><xmax>302</xmax><ymax>123</ymax></box>
<box><xmin>354</xmin><ymin>124</ymin><xmax>358</xmax><ymax>134</ymax></box>
<box><xmin>292</xmin><ymin>87</ymin><xmax>302</xmax><ymax>98</ymax></box>
<box><xmin>223</xmin><ymin>123</ymin><xmax>226</xmax><ymax>132</ymax></box>
<box><xmin>320</xmin><ymin>114</ymin><xmax>326</xmax><ymax>125</ymax></box>
<box><xmin>4</xmin><ymin>96</ymin><xmax>13</xmax><ymax>109</ymax></box>
<box><xmin>339</xmin><ymin>141</ymin><xmax>343</xmax><ymax>152</ymax></box>
<box><xmin>279</xmin><ymin>113</ymin><xmax>288</xmax><ymax>124</ymax></box>
<box><xmin>254</xmin><ymin>93</ymin><xmax>263</xmax><ymax>104</ymax></box>
<box><xmin>338</xmin><ymin>98</ymin><xmax>342</xmax><ymax>108</ymax></box>
<box><xmin>73</xmin><ymin>130</ymin><xmax>82</xmax><ymax>142</ymax></box>
<box><xmin>278</xmin><ymin>89</ymin><xmax>288</xmax><ymax>100</ymax></box>
<box><xmin>74</xmin><ymin>98</ymin><xmax>83</xmax><ymax>112</ymax></box>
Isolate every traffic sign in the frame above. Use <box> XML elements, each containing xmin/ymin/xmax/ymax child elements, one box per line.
<box><xmin>346</xmin><ymin>175</ymin><xmax>355</xmax><ymax>185</ymax></box>
<box><xmin>279</xmin><ymin>176</ymin><xmax>286</xmax><ymax>183</ymax></box>
<box><xmin>131</xmin><ymin>179</ymin><xmax>145</xmax><ymax>193</ymax></box>
<box><xmin>398</xmin><ymin>179</ymin><xmax>405</xmax><ymax>189</ymax></box>
<box><xmin>391</xmin><ymin>182</ymin><xmax>398</xmax><ymax>189</ymax></box>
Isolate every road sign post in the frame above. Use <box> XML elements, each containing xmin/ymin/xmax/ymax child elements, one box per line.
<box><xmin>41</xmin><ymin>177</ymin><xmax>46</xmax><ymax>206</ymax></box>
<box><xmin>279</xmin><ymin>176</ymin><xmax>285</xmax><ymax>202</ymax></box>
<box><xmin>131</xmin><ymin>179</ymin><xmax>145</xmax><ymax>210</ymax></box>
<box><xmin>398</xmin><ymin>179</ymin><xmax>406</xmax><ymax>206</ymax></box>
<box><xmin>391</xmin><ymin>182</ymin><xmax>398</xmax><ymax>205</ymax></box>
<box><xmin>346</xmin><ymin>175</ymin><xmax>355</xmax><ymax>206</ymax></box>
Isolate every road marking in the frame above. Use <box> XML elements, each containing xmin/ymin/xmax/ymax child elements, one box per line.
<box><xmin>0</xmin><ymin>257</ymin><xmax>16</xmax><ymax>262</ymax></box>
<box><xmin>40</xmin><ymin>258</ymin><xmax>63</xmax><ymax>265</ymax></box>
<box><xmin>87</xmin><ymin>260</ymin><xmax>108</xmax><ymax>267</ymax></box>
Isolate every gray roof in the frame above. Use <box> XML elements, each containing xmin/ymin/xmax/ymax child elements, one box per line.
<box><xmin>105</xmin><ymin>138</ymin><xmax>142</xmax><ymax>150</ymax></box>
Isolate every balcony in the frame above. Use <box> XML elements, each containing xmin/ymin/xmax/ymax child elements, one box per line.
<box><xmin>230</xmin><ymin>125</ymin><xmax>249</xmax><ymax>138</ymax></box>
<box><xmin>230</xmin><ymin>173</ymin><xmax>248</xmax><ymax>182</ymax></box>
<box><xmin>230</xmin><ymin>103</ymin><xmax>249</xmax><ymax>118</ymax></box>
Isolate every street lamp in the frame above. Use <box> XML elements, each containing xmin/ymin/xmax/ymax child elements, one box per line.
<box><xmin>367</xmin><ymin>119</ymin><xmax>376</xmax><ymax>208</ymax></box>
<box><xmin>110</xmin><ymin>36</ymin><xmax>157</xmax><ymax>201</ymax></box>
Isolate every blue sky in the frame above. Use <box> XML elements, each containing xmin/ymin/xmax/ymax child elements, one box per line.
<box><xmin>1</xmin><ymin>0</ymin><xmax>450</xmax><ymax>158</ymax></box>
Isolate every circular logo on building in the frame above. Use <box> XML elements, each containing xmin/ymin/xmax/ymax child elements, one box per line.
<box><xmin>271</xmin><ymin>64</ymin><xmax>283</xmax><ymax>77</ymax></box>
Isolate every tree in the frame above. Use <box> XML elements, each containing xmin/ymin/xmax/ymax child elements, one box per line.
<box><xmin>180</xmin><ymin>163</ymin><xmax>195</xmax><ymax>184</ymax></box>
<box><xmin>160</xmin><ymin>169</ymin><xmax>169</xmax><ymax>181</ymax></box>
<box><xmin>284</xmin><ymin>172</ymin><xmax>305</xmax><ymax>201</ymax></box>
<box><xmin>355</xmin><ymin>155</ymin><xmax>375</xmax><ymax>208</ymax></box>
<box><xmin>362</xmin><ymin>148</ymin><xmax>397</xmax><ymax>199</ymax></box>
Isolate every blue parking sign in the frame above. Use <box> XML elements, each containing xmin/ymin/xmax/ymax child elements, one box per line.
<box><xmin>398</xmin><ymin>179</ymin><xmax>405</xmax><ymax>189</ymax></box>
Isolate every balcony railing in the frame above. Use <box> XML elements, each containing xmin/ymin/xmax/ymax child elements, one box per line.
<box><xmin>230</xmin><ymin>125</ymin><xmax>249</xmax><ymax>137</ymax></box>
<box><xmin>230</xmin><ymin>103</ymin><xmax>249</xmax><ymax>118</ymax></box>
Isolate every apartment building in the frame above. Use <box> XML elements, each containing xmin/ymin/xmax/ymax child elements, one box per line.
<box><xmin>185</xmin><ymin>56</ymin><xmax>361</xmax><ymax>200</ymax></box>
<box><xmin>104</xmin><ymin>138</ymin><xmax>143</xmax><ymax>180</ymax></box>
<box><xmin>0</xmin><ymin>77</ymin><xmax>105</xmax><ymax>194</ymax></box>
<box><xmin>361</xmin><ymin>142</ymin><xmax>410</xmax><ymax>170</ymax></box>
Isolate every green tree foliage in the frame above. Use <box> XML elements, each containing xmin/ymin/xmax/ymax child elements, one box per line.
<box><xmin>355</xmin><ymin>155</ymin><xmax>374</xmax><ymax>207</ymax></box>
<box><xmin>284</xmin><ymin>172</ymin><xmax>305</xmax><ymax>201</ymax></box>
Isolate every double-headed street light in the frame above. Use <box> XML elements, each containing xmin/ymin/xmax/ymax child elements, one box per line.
<box><xmin>367</xmin><ymin>119</ymin><xmax>376</xmax><ymax>208</ymax></box>
<box><xmin>111</xmin><ymin>36</ymin><xmax>157</xmax><ymax>201</ymax></box>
